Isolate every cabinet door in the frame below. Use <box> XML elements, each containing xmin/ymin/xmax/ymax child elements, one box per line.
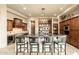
<box><xmin>7</xmin><ymin>20</ymin><xmax>13</xmax><ymax>31</ymax></box>
<box><xmin>68</xmin><ymin>30</ymin><xmax>73</xmax><ymax>44</ymax></box>
<box><xmin>70</xmin><ymin>19</ymin><xmax>74</xmax><ymax>30</ymax></box>
<box><xmin>60</xmin><ymin>17</ymin><xmax>79</xmax><ymax>49</ymax></box>
<box><xmin>76</xmin><ymin>17</ymin><xmax>79</xmax><ymax>48</ymax></box>
<box><xmin>60</xmin><ymin>22</ymin><xmax>64</xmax><ymax>34</ymax></box>
<box><xmin>14</xmin><ymin>18</ymin><xmax>22</xmax><ymax>28</ymax></box>
<box><xmin>60</xmin><ymin>22</ymin><xmax>63</xmax><ymax>31</ymax></box>
<box><xmin>22</xmin><ymin>23</ymin><xmax>27</xmax><ymax>31</ymax></box>
<box><xmin>72</xmin><ymin>17</ymin><xmax>79</xmax><ymax>48</ymax></box>
<box><xmin>31</xmin><ymin>21</ymin><xmax>35</xmax><ymax>35</ymax></box>
<box><xmin>77</xmin><ymin>17</ymin><xmax>79</xmax><ymax>30</ymax></box>
<box><xmin>77</xmin><ymin>30</ymin><xmax>79</xmax><ymax>48</ymax></box>
<box><xmin>73</xmin><ymin>17</ymin><xmax>79</xmax><ymax>30</ymax></box>
<box><xmin>73</xmin><ymin>30</ymin><xmax>78</xmax><ymax>48</ymax></box>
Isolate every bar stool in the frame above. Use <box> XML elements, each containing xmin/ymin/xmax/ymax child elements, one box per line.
<box><xmin>53</xmin><ymin>35</ymin><xmax>67</xmax><ymax>55</ymax></box>
<box><xmin>15</xmin><ymin>34</ymin><xmax>25</xmax><ymax>55</ymax></box>
<box><xmin>29</xmin><ymin>36</ymin><xmax>39</xmax><ymax>55</ymax></box>
<box><xmin>24</xmin><ymin>37</ymin><xmax>29</xmax><ymax>53</ymax></box>
<box><xmin>42</xmin><ymin>36</ymin><xmax>53</xmax><ymax>55</ymax></box>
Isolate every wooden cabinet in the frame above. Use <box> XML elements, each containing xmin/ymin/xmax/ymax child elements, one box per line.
<box><xmin>7</xmin><ymin>20</ymin><xmax>13</xmax><ymax>31</ymax></box>
<box><xmin>60</xmin><ymin>21</ymin><xmax>65</xmax><ymax>34</ymax></box>
<box><xmin>53</xmin><ymin>23</ymin><xmax>58</xmax><ymax>34</ymax></box>
<box><xmin>77</xmin><ymin>31</ymin><xmax>79</xmax><ymax>48</ymax></box>
<box><xmin>13</xmin><ymin>18</ymin><xmax>27</xmax><ymax>31</ymax></box>
<box><xmin>60</xmin><ymin>16</ymin><xmax>79</xmax><ymax>49</ymax></box>
<box><xmin>48</xmin><ymin>19</ymin><xmax>52</xmax><ymax>34</ymax></box>
<box><xmin>53</xmin><ymin>19</ymin><xmax>58</xmax><ymax>34</ymax></box>
<box><xmin>13</xmin><ymin>18</ymin><xmax>22</xmax><ymax>28</ymax></box>
<box><xmin>22</xmin><ymin>23</ymin><xmax>27</xmax><ymax>31</ymax></box>
<box><xmin>31</xmin><ymin>21</ymin><xmax>35</xmax><ymax>35</ymax></box>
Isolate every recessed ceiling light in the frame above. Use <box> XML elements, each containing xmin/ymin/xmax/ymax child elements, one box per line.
<box><xmin>54</xmin><ymin>14</ymin><xmax>57</xmax><ymax>16</ymax></box>
<box><xmin>60</xmin><ymin>8</ymin><xmax>63</xmax><ymax>10</ymax></box>
<box><xmin>29</xmin><ymin>13</ymin><xmax>31</xmax><ymax>16</ymax></box>
<box><xmin>41</xmin><ymin>13</ymin><xmax>45</xmax><ymax>16</ymax></box>
<box><xmin>42</xmin><ymin>8</ymin><xmax>45</xmax><ymax>10</ymax></box>
<box><xmin>23</xmin><ymin>7</ymin><xmax>26</xmax><ymax>10</ymax></box>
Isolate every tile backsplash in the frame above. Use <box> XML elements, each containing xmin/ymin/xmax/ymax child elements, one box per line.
<box><xmin>7</xmin><ymin>28</ymin><xmax>28</xmax><ymax>35</ymax></box>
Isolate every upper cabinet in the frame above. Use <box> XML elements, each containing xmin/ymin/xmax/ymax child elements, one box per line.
<box><xmin>7</xmin><ymin>20</ymin><xmax>13</xmax><ymax>31</ymax></box>
<box><xmin>60</xmin><ymin>16</ymin><xmax>79</xmax><ymax>49</ymax></box>
<box><xmin>53</xmin><ymin>23</ymin><xmax>58</xmax><ymax>34</ymax></box>
<box><xmin>7</xmin><ymin>18</ymin><xmax>27</xmax><ymax>31</ymax></box>
<box><xmin>53</xmin><ymin>18</ymin><xmax>58</xmax><ymax>34</ymax></box>
<box><xmin>22</xmin><ymin>23</ymin><xmax>27</xmax><ymax>31</ymax></box>
<box><xmin>13</xmin><ymin>18</ymin><xmax>22</xmax><ymax>28</ymax></box>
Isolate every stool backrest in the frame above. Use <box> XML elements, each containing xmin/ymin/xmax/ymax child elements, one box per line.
<box><xmin>44</xmin><ymin>36</ymin><xmax>52</xmax><ymax>43</ymax></box>
<box><xmin>57</xmin><ymin>35</ymin><xmax>67</xmax><ymax>43</ymax></box>
<box><xmin>29</xmin><ymin>37</ymin><xmax>38</xmax><ymax>43</ymax></box>
<box><xmin>15</xmin><ymin>34</ymin><xmax>25</xmax><ymax>43</ymax></box>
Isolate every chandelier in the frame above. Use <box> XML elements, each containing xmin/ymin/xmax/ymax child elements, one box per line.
<box><xmin>41</xmin><ymin>8</ymin><xmax>45</xmax><ymax>17</ymax></box>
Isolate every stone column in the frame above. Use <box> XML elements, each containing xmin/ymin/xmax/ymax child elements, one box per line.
<box><xmin>0</xmin><ymin>4</ymin><xmax>7</xmax><ymax>48</ymax></box>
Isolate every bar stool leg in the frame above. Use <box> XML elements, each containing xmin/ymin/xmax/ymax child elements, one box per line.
<box><xmin>27</xmin><ymin>42</ymin><xmax>28</xmax><ymax>53</ymax></box>
<box><xmin>54</xmin><ymin>42</ymin><xmax>55</xmax><ymax>53</ymax></box>
<box><xmin>20</xmin><ymin>45</ymin><xmax>21</xmax><ymax>52</ymax></box>
<box><xmin>58</xmin><ymin>44</ymin><xmax>59</xmax><ymax>55</ymax></box>
<box><xmin>37</xmin><ymin>44</ymin><xmax>39</xmax><ymax>55</ymax></box>
<box><xmin>37</xmin><ymin>44</ymin><xmax>38</xmax><ymax>55</ymax></box>
<box><xmin>37</xmin><ymin>47</ymin><xmax>38</xmax><ymax>55</ymax></box>
<box><xmin>44</xmin><ymin>45</ymin><xmax>46</xmax><ymax>55</ymax></box>
<box><xmin>49</xmin><ymin>45</ymin><xmax>51</xmax><ymax>53</ymax></box>
<box><xmin>16</xmin><ymin>43</ymin><xmax>18</xmax><ymax>55</ymax></box>
<box><xmin>30</xmin><ymin>44</ymin><xmax>32</xmax><ymax>55</ymax></box>
<box><xmin>24</xmin><ymin>45</ymin><xmax>25</xmax><ymax>55</ymax></box>
<box><xmin>42</xmin><ymin>44</ymin><xmax>44</xmax><ymax>53</ymax></box>
<box><xmin>16</xmin><ymin>49</ymin><xmax>18</xmax><ymax>55</ymax></box>
<box><xmin>60</xmin><ymin>45</ymin><xmax>62</xmax><ymax>52</ymax></box>
<box><xmin>65</xmin><ymin>43</ymin><xmax>66</xmax><ymax>55</ymax></box>
<box><xmin>51</xmin><ymin>45</ymin><xmax>53</xmax><ymax>55</ymax></box>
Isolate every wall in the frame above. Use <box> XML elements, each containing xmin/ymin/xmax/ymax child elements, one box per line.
<box><xmin>7</xmin><ymin>8</ymin><xmax>58</xmax><ymax>35</ymax></box>
<box><xmin>0</xmin><ymin>5</ymin><xmax>29</xmax><ymax>48</ymax></box>
<box><xmin>0</xmin><ymin>4</ymin><xmax>7</xmax><ymax>48</ymax></box>
<box><xmin>7</xmin><ymin>8</ymin><xmax>27</xmax><ymax>23</ymax></box>
<box><xmin>60</xmin><ymin>16</ymin><xmax>79</xmax><ymax>49</ymax></box>
<box><xmin>27</xmin><ymin>17</ymin><xmax>58</xmax><ymax>35</ymax></box>
<box><xmin>7</xmin><ymin>8</ymin><xmax>28</xmax><ymax>34</ymax></box>
<box><xmin>59</xmin><ymin>5</ymin><xmax>79</xmax><ymax>21</ymax></box>
<box><xmin>27</xmin><ymin>17</ymin><xmax>38</xmax><ymax>35</ymax></box>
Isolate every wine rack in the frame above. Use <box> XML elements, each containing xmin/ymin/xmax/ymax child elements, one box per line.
<box><xmin>38</xmin><ymin>18</ymin><xmax>52</xmax><ymax>36</ymax></box>
<box><xmin>53</xmin><ymin>18</ymin><xmax>58</xmax><ymax>34</ymax></box>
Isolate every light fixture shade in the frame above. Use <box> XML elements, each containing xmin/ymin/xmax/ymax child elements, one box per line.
<box><xmin>42</xmin><ymin>8</ymin><xmax>45</xmax><ymax>10</ymax></box>
<box><xmin>41</xmin><ymin>8</ymin><xmax>45</xmax><ymax>17</ymax></box>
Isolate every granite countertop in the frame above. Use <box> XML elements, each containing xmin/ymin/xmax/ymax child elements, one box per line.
<box><xmin>7</xmin><ymin>31</ymin><xmax>28</xmax><ymax>36</ymax></box>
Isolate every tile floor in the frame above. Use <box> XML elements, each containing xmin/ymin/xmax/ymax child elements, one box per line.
<box><xmin>0</xmin><ymin>43</ymin><xmax>79</xmax><ymax>55</ymax></box>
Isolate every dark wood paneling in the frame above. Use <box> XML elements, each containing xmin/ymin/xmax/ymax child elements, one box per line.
<box><xmin>22</xmin><ymin>23</ymin><xmax>27</xmax><ymax>31</ymax></box>
<box><xmin>7</xmin><ymin>20</ymin><xmax>13</xmax><ymax>31</ymax></box>
<box><xmin>31</xmin><ymin>21</ymin><xmax>35</xmax><ymax>35</ymax></box>
<box><xmin>60</xmin><ymin>16</ymin><xmax>79</xmax><ymax>49</ymax></box>
<box><xmin>13</xmin><ymin>18</ymin><xmax>22</xmax><ymax>28</ymax></box>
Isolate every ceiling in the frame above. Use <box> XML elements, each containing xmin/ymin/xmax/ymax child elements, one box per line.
<box><xmin>7</xmin><ymin>4</ymin><xmax>74</xmax><ymax>17</ymax></box>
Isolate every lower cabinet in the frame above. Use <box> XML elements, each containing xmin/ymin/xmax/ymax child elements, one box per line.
<box><xmin>7</xmin><ymin>36</ymin><xmax>15</xmax><ymax>45</ymax></box>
